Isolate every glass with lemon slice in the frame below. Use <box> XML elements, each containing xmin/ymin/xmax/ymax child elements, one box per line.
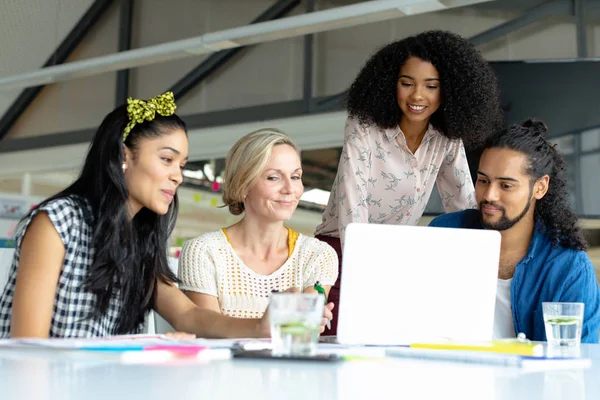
<box><xmin>542</xmin><ymin>302</ymin><xmax>584</xmax><ymax>348</ymax></box>
<box><xmin>269</xmin><ymin>293</ymin><xmax>324</xmax><ymax>356</ymax></box>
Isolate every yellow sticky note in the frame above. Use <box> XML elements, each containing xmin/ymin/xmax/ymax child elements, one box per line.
<box><xmin>210</xmin><ymin>198</ymin><xmax>218</xmax><ymax>207</ymax></box>
<box><xmin>193</xmin><ymin>193</ymin><xmax>201</xmax><ymax>202</ymax></box>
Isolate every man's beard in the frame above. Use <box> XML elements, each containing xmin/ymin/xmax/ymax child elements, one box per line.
<box><xmin>479</xmin><ymin>197</ymin><xmax>532</xmax><ymax>231</ymax></box>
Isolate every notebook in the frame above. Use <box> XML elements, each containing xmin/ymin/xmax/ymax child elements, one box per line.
<box><xmin>336</xmin><ymin>223</ymin><xmax>501</xmax><ymax>346</ymax></box>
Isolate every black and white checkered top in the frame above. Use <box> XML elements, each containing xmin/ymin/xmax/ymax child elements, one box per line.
<box><xmin>0</xmin><ymin>195</ymin><xmax>138</xmax><ymax>338</ymax></box>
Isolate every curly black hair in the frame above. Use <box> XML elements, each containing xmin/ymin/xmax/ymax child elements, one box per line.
<box><xmin>485</xmin><ymin>119</ymin><xmax>588</xmax><ymax>251</ymax></box>
<box><xmin>346</xmin><ymin>30</ymin><xmax>504</xmax><ymax>150</ymax></box>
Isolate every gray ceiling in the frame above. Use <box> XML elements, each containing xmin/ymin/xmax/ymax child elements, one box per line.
<box><xmin>0</xmin><ymin>0</ymin><xmax>95</xmax><ymax>116</ymax></box>
<box><xmin>0</xmin><ymin>0</ymin><xmax>589</xmax><ymax>143</ymax></box>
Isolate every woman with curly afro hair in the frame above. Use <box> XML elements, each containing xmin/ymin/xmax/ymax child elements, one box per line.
<box><xmin>314</xmin><ymin>30</ymin><xmax>504</xmax><ymax>335</ymax></box>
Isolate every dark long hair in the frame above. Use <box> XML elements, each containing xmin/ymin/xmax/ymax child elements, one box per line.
<box><xmin>485</xmin><ymin>120</ymin><xmax>587</xmax><ymax>250</ymax></box>
<box><xmin>28</xmin><ymin>104</ymin><xmax>187</xmax><ymax>334</ymax></box>
<box><xmin>346</xmin><ymin>30</ymin><xmax>504</xmax><ymax>150</ymax></box>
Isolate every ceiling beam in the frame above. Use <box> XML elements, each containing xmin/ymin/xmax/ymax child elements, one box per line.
<box><xmin>115</xmin><ymin>0</ymin><xmax>134</xmax><ymax>105</ymax></box>
<box><xmin>0</xmin><ymin>0</ymin><xmax>493</xmax><ymax>92</ymax></box>
<box><xmin>575</xmin><ymin>0</ymin><xmax>588</xmax><ymax>58</ymax></box>
<box><xmin>169</xmin><ymin>0</ymin><xmax>301</xmax><ymax>101</ymax></box>
<box><xmin>0</xmin><ymin>0</ymin><xmax>115</xmax><ymax>142</ymax></box>
<box><xmin>470</xmin><ymin>0</ymin><xmax>571</xmax><ymax>46</ymax></box>
<box><xmin>0</xmin><ymin>110</ymin><xmax>350</xmax><ymax>178</ymax></box>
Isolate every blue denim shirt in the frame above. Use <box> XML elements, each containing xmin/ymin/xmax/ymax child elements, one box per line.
<box><xmin>430</xmin><ymin>209</ymin><xmax>600</xmax><ymax>343</ymax></box>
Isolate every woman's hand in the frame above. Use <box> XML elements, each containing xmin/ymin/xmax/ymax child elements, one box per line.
<box><xmin>164</xmin><ymin>331</ymin><xmax>196</xmax><ymax>340</ymax></box>
<box><xmin>266</xmin><ymin>288</ymin><xmax>335</xmax><ymax>334</ymax></box>
<box><xmin>320</xmin><ymin>302</ymin><xmax>334</xmax><ymax>333</ymax></box>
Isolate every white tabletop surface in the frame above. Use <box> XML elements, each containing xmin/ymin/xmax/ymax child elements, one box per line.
<box><xmin>1</xmin><ymin>344</ymin><xmax>600</xmax><ymax>400</ymax></box>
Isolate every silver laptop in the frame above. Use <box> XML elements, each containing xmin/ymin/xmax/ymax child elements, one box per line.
<box><xmin>336</xmin><ymin>222</ymin><xmax>501</xmax><ymax>346</ymax></box>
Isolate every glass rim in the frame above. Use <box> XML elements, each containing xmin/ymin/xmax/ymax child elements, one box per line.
<box><xmin>542</xmin><ymin>302</ymin><xmax>585</xmax><ymax>306</ymax></box>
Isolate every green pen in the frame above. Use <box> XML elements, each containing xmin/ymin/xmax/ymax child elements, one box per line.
<box><xmin>313</xmin><ymin>281</ymin><xmax>331</xmax><ymax>331</ymax></box>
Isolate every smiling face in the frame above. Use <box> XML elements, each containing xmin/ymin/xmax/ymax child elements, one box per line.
<box><xmin>396</xmin><ymin>56</ymin><xmax>442</xmax><ymax>125</ymax></box>
<box><xmin>244</xmin><ymin>144</ymin><xmax>304</xmax><ymax>223</ymax></box>
<box><xmin>476</xmin><ymin>147</ymin><xmax>549</xmax><ymax>231</ymax></box>
<box><xmin>123</xmin><ymin>128</ymin><xmax>188</xmax><ymax>216</ymax></box>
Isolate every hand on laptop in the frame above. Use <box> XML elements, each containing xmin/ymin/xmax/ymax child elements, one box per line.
<box><xmin>321</xmin><ymin>302</ymin><xmax>335</xmax><ymax>333</ymax></box>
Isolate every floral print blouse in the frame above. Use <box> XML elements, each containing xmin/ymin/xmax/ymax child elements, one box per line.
<box><xmin>315</xmin><ymin>116</ymin><xmax>477</xmax><ymax>246</ymax></box>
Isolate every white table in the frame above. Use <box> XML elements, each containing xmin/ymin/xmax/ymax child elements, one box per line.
<box><xmin>1</xmin><ymin>344</ymin><xmax>599</xmax><ymax>400</ymax></box>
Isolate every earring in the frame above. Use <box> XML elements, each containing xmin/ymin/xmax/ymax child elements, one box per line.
<box><xmin>122</xmin><ymin>162</ymin><xmax>127</xmax><ymax>172</ymax></box>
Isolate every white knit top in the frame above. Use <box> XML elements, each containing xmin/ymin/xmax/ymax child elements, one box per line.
<box><xmin>178</xmin><ymin>228</ymin><xmax>339</xmax><ymax>319</ymax></box>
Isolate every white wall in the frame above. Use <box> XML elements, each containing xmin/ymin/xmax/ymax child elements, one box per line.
<box><xmin>5</xmin><ymin>0</ymin><xmax>600</xmax><ymax>139</ymax></box>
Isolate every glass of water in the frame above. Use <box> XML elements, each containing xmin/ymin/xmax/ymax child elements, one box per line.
<box><xmin>269</xmin><ymin>292</ymin><xmax>324</xmax><ymax>356</ymax></box>
<box><xmin>542</xmin><ymin>302</ymin><xmax>584</xmax><ymax>348</ymax></box>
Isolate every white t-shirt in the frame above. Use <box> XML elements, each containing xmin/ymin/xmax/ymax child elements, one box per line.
<box><xmin>493</xmin><ymin>278</ymin><xmax>516</xmax><ymax>339</ymax></box>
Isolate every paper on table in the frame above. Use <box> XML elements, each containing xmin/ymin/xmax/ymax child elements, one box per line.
<box><xmin>193</xmin><ymin>337</ymin><xmax>272</xmax><ymax>349</ymax></box>
<box><xmin>385</xmin><ymin>347</ymin><xmax>592</xmax><ymax>372</ymax></box>
<box><xmin>0</xmin><ymin>335</ymin><xmax>234</xmax><ymax>366</ymax></box>
<box><xmin>0</xmin><ymin>334</ymin><xmax>183</xmax><ymax>350</ymax></box>
<box><xmin>0</xmin><ymin>335</ymin><xmax>271</xmax><ymax>351</ymax></box>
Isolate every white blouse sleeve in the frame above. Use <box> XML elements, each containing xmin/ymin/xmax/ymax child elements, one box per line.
<box><xmin>435</xmin><ymin>139</ymin><xmax>477</xmax><ymax>212</ymax></box>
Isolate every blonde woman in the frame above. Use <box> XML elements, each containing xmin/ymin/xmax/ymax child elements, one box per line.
<box><xmin>179</xmin><ymin>129</ymin><xmax>338</xmax><ymax>331</ymax></box>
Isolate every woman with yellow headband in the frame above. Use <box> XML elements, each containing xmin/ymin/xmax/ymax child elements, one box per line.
<box><xmin>0</xmin><ymin>92</ymin><xmax>301</xmax><ymax>339</ymax></box>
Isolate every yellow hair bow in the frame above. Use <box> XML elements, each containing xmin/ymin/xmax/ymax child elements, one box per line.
<box><xmin>123</xmin><ymin>91</ymin><xmax>177</xmax><ymax>142</ymax></box>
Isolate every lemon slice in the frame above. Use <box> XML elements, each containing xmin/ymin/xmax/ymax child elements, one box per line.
<box><xmin>547</xmin><ymin>317</ymin><xmax>579</xmax><ymax>324</ymax></box>
<box><xmin>279</xmin><ymin>322</ymin><xmax>319</xmax><ymax>336</ymax></box>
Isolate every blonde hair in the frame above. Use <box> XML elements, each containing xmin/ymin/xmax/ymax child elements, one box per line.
<box><xmin>222</xmin><ymin>128</ymin><xmax>301</xmax><ymax>215</ymax></box>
